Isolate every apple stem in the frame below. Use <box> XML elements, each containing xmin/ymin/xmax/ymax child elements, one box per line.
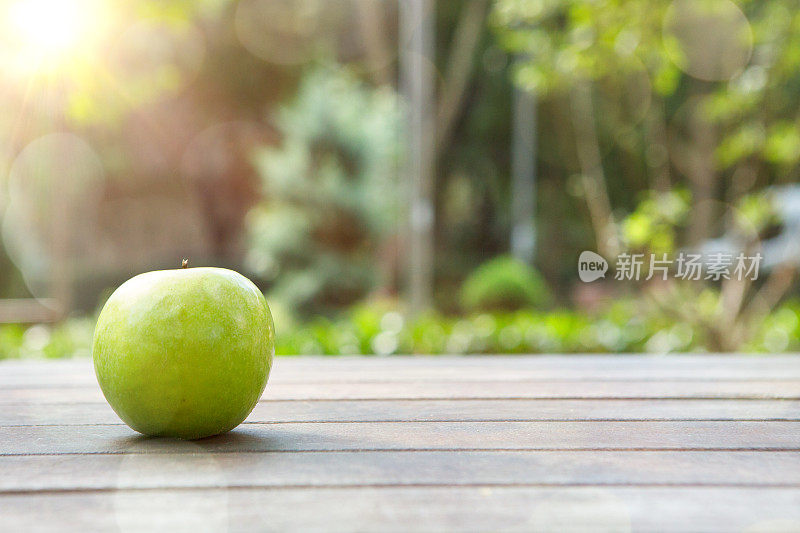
<box><xmin>182</xmin><ymin>259</ymin><xmax>189</xmax><ymax>269</ymax></box>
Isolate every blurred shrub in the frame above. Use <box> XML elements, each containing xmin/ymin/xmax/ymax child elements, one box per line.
<box><xmin>277</xmin><ymin>297</ymin><xmax>800</xmax><ymax>355</ymax></box>
<box><xmin>4</xmin><ymin>299</ymin><xmax>800</xmax><ymax>360</ymax></box>
<box><xmin>279</xmin><ymin>298</ymin><xmax>644</xmax><ymax>356</ymax></box>
<box><xmin>744</xmin><ymin>298</ymin><xmax>800</xmax><ymax>353</ymax></box>
<box><xmin>0</xmin><ymin>318</ymin><xmax>94</xmax><ymax>360</ymax></box>
<box><xmin>460</xmin><ymin>255</ymin><xmax>551</xmax><ymax>313</ymax></box>
<box><xmin>246</xmin><ymin>66</ymin><xmax>401</xmax><ymax>317</ymax></box>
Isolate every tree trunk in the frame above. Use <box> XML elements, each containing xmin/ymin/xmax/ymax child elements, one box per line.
<box><xmin>569</xmin><ymin>82</ymin><xmax>619</xmax><ymax>258</ymax></box>
<box><xmin>511</xmin><ymin>86</ymin><xmax>537</xmax><ymax>263</ymax></box>
<box><xmin>401</xmin><ymin>0</ymin><xmax>436</xmax><ymax>316</ymax></box>
<box><xmin>356</xmin><ymin>0</ymin><xmax>394</xmax><ymax>86</ymax></box>
<box><xmin>686</xmin><ymin>110</ymin><xmax>716</xmax><ymax>246</ymax></box>
<box><xmin>435</xmin><ymin>0</ymin><xmax>488</xmax><ymax>154</ymax></box>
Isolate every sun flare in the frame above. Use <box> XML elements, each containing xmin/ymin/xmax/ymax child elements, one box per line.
<box><xmin>8</xmin><ymin>0</ymin><xmax>100</xmax><ymax>60</ymax></box>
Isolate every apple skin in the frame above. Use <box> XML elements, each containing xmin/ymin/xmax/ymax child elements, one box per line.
<box><xmin>92</xmin><ymin>267</ymin><xmax>274</xmax><ymax>440</ymax></box>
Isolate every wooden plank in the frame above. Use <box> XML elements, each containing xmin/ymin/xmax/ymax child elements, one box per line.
<box><xmin>2</xmin><ymin>451</ymin><xmax>798</xmax><ymax>492</ymax></box>
<box><xmin>1</xmin><ymin>487</ymin><xmax>799</xmax><ymax>532</ymax></box>
<box><xmin>2</xmin><ymin>421</ymin><xmax>799</xmax><ymax>455</ymax></box>
<box><xmin>10</xmin><ymin>374</ymin><xmax>800</xmax><ymax>389</ymax></box>
<box><xmin>1</xmin><ymin>356</ymin><xmax>799</xmax><ymax>532</ymax></box>
<box><xmin>3</xmin><ymin>399</ymin><xmax>799</xmax><ymax>426</ymax></box>
<box><xmin>5</xmin><ymin>373</ymin><xmax>800</xmax><ymax>389</ymax></box>
<box><xmin>3</xmin><ymin>355</ymin><xmax>800</xmax><ymax>385</ymax></box>
<box><xmin>2</xmin><ymin>380</ymin><xmax>799</xmax><ymax>403</ymax></box>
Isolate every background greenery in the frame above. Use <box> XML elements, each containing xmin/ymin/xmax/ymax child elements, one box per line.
<box><xmin>3</xmin><ymin>294</ymin><xmax>799</xmax><ymax>359</ymax></box>
<box><xmin>0</xmin><ymin>0</ymin><xmax>798</xmax><ymax>358</ymax></box>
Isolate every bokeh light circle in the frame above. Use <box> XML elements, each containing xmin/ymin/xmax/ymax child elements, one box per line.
<box><xmin>181</xmin><ymin>121</ymin><xmax>263</xmax><ymax>184</ymax></box>
<box><xmin>528</xmin><ymin>489</ymin><xmax>632</xmax><ymax>532</ymax></box>
<box><xmin>235</xmin><ymin>0</ymin><xmax>324</xmax><ymax>65</ymax></box>
<box><xmin>114</xmin><ymin>444</ymin><xmax>229</xmax><ymax>532</ymax></box>
<box><xmin>114</xmin><ymin>19</ymin><xmax>206</xmax><ymax>95</ymax></box>
<box><xmin>2</xmin><ymin>133</ymin><xmax>104</xmax><ymax>294</ymax></box>
<box><xmin>663</xmin><ymin>0</ymin><xmax>753</xmax><ymax>82</ymax></box>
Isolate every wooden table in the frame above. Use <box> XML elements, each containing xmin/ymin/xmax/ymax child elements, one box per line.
<box><xmin>1</xmin><ymin>355</ymin><xmax>799</xmax><ymax>532</ymax></box>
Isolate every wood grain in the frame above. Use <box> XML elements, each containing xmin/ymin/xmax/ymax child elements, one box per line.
<box><xmin>1</xmin><ymin>354</ymin><xmax>799</xmax><ymax>532</ymax></box>
<box><xmin>3</xmin><ymin>355</ymin><xmax>800</xmax><ymax>386</ymax></box>
<box><xmin>3</xmin><ymin>399</ymin><xmax>799</xmax><ymax>426</ymax></box>
<box><xmin>2</xmin><ymin>421</ymin><xmax>799</xmax><ymax>455</ymax></box>
<box><xmin>1</xmin><ymin>451</ymin><xmax>798</xmax><ymax>492</ymax></box>
<box><xmin>1</xmin><ymin>487</ymin><xmax>799</xmax><ymax>533</ymax></box>
<box><xmin>2</xmin><ymin>380</ymin><xmax>799</xmax><ymax>404</ymax></box>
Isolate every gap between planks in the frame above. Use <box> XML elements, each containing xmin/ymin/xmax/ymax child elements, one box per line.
<box><xmin>4</xmin><ymin>382</ymin><xmax>800</xmax><ymax>403</ymax></box>
<box><xmin>5</xmin><ymin>418</ymin><xmax>800</xmax><ymax>428</ymax></box>
<box><xmin>4</xmin><ymin>377</ymin><xmax>800</xmax><ymax>390</ymax></box>
<box><xmin>4</xmin><ymin>482</ymin><xmax>800</xmax><ymax>497</ymax></box>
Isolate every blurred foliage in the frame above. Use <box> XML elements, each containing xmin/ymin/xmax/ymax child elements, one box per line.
<box><xmin>276</xmin><ymin>290</ymin><xmax>800</xmax><ymax>355</ymax></box>
<box><xmin>492</xmin><ymin>0</ymin><xmax>676</xmax><ymax>95</ymax></box>
<box><xmin>4</xmin><ymin>296</ymin><xmax>800</xmax><ymax>360</ymax></box>
<box><xmin>621</xmin><ymin>189</ymin><xmax>690</xmax><ymax>253</ymax></box>
<box><xmin>245</xmin><ymin>66</ymin><xmax>402</xmax><ymax>316</ymax></box>
<box><xmin>460</xmin><ymin>255</ymin><xmax>551</xmax><ymax>312</ymax></box>
<box><xmin>744</xmin><ymin>298</ymin><xmax>800</xmax><ymax>352</ymax></box>
<box><xmin>0</xmin><ymin>318</ymin><xmax>94</xmax><ymax>360</ymax></box>
<box><xmin>734</xmin><ymin>191</ymin><xmax>781</xmax><ymax>238</ymax></box>
<box><xmin>0</xmin><ymin>1</ymin><xmax>798</xmax><ymax>357</ymax></box>
<box><xmin>620</xmin><ymin>185</ymin><xmax>782</xmax><ymax>254</ymax></box>
<box><xmin>492</xmin><ymin>0</ymin><xmax>800</xmax><ymax>271</ymax></box>
<box><xmin>615</xmin><ymin>186</ymin><xmax>789</xmax><ymax>351</ymax></box>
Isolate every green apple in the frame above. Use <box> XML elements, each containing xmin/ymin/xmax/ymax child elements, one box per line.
<box><xmin>92</xmin><ymin>265</ymin><xmax>275</xmax><ymax>439</ymax></box>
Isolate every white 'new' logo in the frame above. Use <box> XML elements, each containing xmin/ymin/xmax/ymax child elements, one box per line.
<box><xmin>578</xmin><ymin>251</ymin><xmax>608</xmax><ymax>282</ymax></box>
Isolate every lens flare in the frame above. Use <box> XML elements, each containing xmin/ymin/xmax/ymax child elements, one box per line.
<box><xmin>8</xmin><ymin>0</ymin><xmax>101</xmax><ymax>60</ymax></box>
